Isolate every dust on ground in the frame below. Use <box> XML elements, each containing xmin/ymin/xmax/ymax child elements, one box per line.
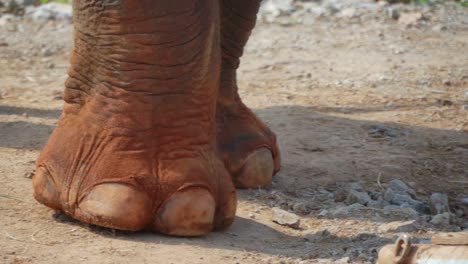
<box><xmin>0</xmin><ymin>1</ymin><xmax>467</xmax><ymax>263</ymax></box>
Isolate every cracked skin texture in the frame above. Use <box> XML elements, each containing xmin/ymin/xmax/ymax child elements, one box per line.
<box><xmin>32</xmin><ymin>0</ymin><xmax>280</xmax><ymax>236</ymax></box>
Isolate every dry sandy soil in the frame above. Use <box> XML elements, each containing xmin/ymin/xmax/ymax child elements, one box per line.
<box><xmin>0</xmin><ymin>1</ymin><xmax>467</xmax><ymax>263</ymax></box>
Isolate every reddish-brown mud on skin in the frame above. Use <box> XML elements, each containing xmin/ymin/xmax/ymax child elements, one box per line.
<box><xmin>216</xmin><ymin>0</ymin><xmax>281</xmax><ymax>188</ymax></box>
<box><xmin>32</xmin><ymin>0</ymin><xmax>237</xmax><ymax>236</ymax></box>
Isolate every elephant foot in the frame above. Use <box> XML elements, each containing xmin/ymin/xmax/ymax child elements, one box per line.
<box><xmin>33</xmin><ymin>117</ymin><xmax>237</xmax><ymax>235</ymax></box>
<box><xmin>216</xmin><ymin>98</ymin><xmax>281</xmax><ymax>189</ymax></box>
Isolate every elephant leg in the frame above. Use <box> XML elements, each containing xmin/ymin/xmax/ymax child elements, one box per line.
<box><xmin>32</xmin><ymin>0</ymin><xmax>236</xmax><ymax>236</ymax></box>
<box><xmin>217</xmin><ymin>0</ymin><xmax>280</xmax><ymax>188</ymax></box>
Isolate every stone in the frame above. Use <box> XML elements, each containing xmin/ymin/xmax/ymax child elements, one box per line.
<box><xmin>387</xmin><ymin>179</ymin><xmax>416</xmax><ymax>197</ymax></box>
<box><xmin>429</xmin><ymin>193</ymin><xmax>450</xmax><ymax>215</ymax></box>
<box><xmin>334</xmin><ymin>189</ymin><xmax>348</xmax><ymax>203</ymax></box>
<box><xmin>378</xmin><ymin>220</ymin><xmax>415</xmax><ymax>233</ymax></box>
<box><xmin>25</xmin><ymin>3</ymin><xmax>72</xmax><ymax>22</ymax></box>
<box><xmin>292</xmin><ymin>202</ymin><xmax>309</xmax><ymax>215</ymax></box>
<box><xmin>338</xmin><ymin>8</ymin><xmax>357</xmax><ymax>18</ymax></box>
<box><xmin>334</xmin><ymin>182</ymin><xmax>365</xmax><ymax>203</ymax></box>
<box><xmin>398</xmin><ymin>12</ymin><xmax>424</xmax><ymax>27</ymax></box>
<box><xmin>386</xmin><ymin>7</ymin><xmax>400</xmax><ymax>20</ymax></box>
<box><xmin>345</xmin><ymin>189</ymin><xmax>371</xmax><ymax>206</ymax></box>
<box><xmin>259</xmin><ymin>0</ymin><xmax>295</xmax><ymax>20</ymax></box>
<box><xmin>318</xmin><ymin>209</ymin><xmax>328</xmax><ymax>216</ymax></box>
<box><xmin>272</xmin><ymin>208</ymin><xmax>300</xmax><ymax>229</ymax></box>
<box><xmin>430</xmin><ymin>212</ymin><xmax>451</xmax><ymax>226</ymax></box>
<box><xmin>42</xmin><ymin>47</ymin><xmax>56</xmax><ymax>57</ymax></box>
<box><xmin>0</xmin><ymin>0</ymin><xmax>35</xmax><ymax>6</ymax></box>
<box><xmin>0</xmin><ymin>14</ymin><xmax>19</xmax><ymax>31</ymax></box>
<box><xmin>367</xmin><ymin>199</ymin><xmax>388</xmax><ymax>209</ymax></box>
<box><xmin>432</xmin><ymin>24</ymin><xmax>447</xmax><ymax>32</ymax></box>
<box><xmin>384</xmin><ymin>188</ymin><xmax>430</xmax><ymax>214</ymax></box>
<box><xmin>330</xmin><ymin>203</ymin><xmax>364</xmax><ymax>216</ymax></box>
<box><xmin>304</xmin><ymin>229</ymin><xmax>333</xmax><ymax>243</ymax></box>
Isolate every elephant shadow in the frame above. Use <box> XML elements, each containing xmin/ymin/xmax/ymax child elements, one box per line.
<box><xmin>0</xmin><ymin>105</ymin><xmax>60</xmax><ymax>150</ymax></box>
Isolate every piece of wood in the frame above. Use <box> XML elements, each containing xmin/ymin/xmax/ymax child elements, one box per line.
<box><xmin>432</xmin><ymin>232</ymin><xmax>468</xmax><ymax>245</ymax></box>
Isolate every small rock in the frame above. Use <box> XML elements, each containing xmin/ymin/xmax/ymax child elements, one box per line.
<box><xmin>430</xmin><ymin>212</ymin><xmax>451</xmax><ymax>226</ymax></box>
<box><xmin>345</xmin><ymin>189</ymin><xmax>371</xmax><ymax>206</ymax></box>
<box><xmin>26</xmin><ymin>3</ymin><xmax>72</xmax><ymax>22</ymax></box>
<box><xmin>386</xmin><ymin>7</ymin><xmax>400</xmax><ymax>20</ymax></box>
<box><xmin>455</xmin><ymin>209</ymin><xmax>464</xmax><ymax>218</ymax></box>
<box><xmin>384</xmin><ymin>188</ymin><xmax>430</xmax><ymax>214</ymax></box>
<box><xmin>330</xmin><ymin>203</ymin><xmax>364</xmax><ymax>216</ymax></box>
<box><xmin>432</xmin><ymin>24</ymin><xmax>447</xmax><ymax>32</ymax></box>
<box><xmin>336</xmin><ymin>257</ymin><xmax>350</xmax><ymax>264</ymax></box>
<box><xmin>368</xmin><ymin>125</ymin><xmax>398</xmax><ymax>138</ymax></box>
<box><xmin>383</xmin><ymin>205</ymin><xmax>401</xmax><ymax>211</ymax></box>
<box><xmin>272</xmin><ymin>208</ymin><xmax>300</xmax><ymax>229</ymax></box>
<box><xmin>442</xmin><ymin>80</ymin><xmax>451</xmax><ymax>86</ymax></box>
<box><xmin>338</xmin><ymin>8</ymin><xmax>357</xmax><ymax>18</ymax></box>
<box><xmin>334</xmin><ymin>188</ymin><xmax>347</xmax><ymax>202</ymax></box>
<box><xmin>398</xmin><ymin>12</ymin><xmax>424</xmax><ymax>27</ymax></box>
<box><xmin>334</xmin><ymin>182</ymin><xmax>363</xmax><ymax>202</ymax></box>
<box><xmin>0</xmin><ymin>14</ymin><xmax>19</xmax><ymax>31</ymax></box>
<box><xmin>378</xmin><ymin>220</ymin><xmax>415</xmax><ymax>233</ymax></box>
<box><xmin>259</xmin><ymin>0</ymin><xmax>295</xmax><ymax>21</ymax></box>
<box><xmin>367</xmin><ymin>199</ymin><xmax>388</xmax><ymax>209</ymax></box>
<box><xmin>318</xmin><ymin>209</ymin><xmax>328</xmax><ymax>216</ymax></box>
<box><xmin>23</xmin><ymin>170</ymin><xmax>34</xmax><ymax>179</ymax></box>
<box><xmin>42</xmin><ymin>47</ymin><xmax>56</xmax><ymax>57</ymax></box>
<box><xmin>305</xmin><ymin>229</ymin><xmax>333</xmax><ymax>243</ymax></box>
<box><xmin>388</xmin><ymin>179</ymin><xmax>416</xmax><ymax>197</ymax></box>
<box><xmin>292</xmin><ymin>202</ymin><xmax>309</xmax><ymax>215</ymax></box>
<box><xmin>429</xmin><ymin>193</ymin><xmax>450</xmax><ymax>215</ymax></box>
<box><xmin>384</xmin><ymin>188</ymin><xmax>395</xmax><ymax>202</ymax></box>
<box><xmin>437</xmin><ymin>99</ymin><xmax>453</xmax><ymax>106</ymax></box>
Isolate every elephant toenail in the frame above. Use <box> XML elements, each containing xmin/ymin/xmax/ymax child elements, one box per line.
<box><xmin>77</xmin><ymin>183</ymin><xmax>152</xmax><ymax>231</ymax></box>
<box><xmin>153</xmin><ymin>187</ymin><xmax>215</xmax><ymax>236</ymax></box>
<box><xmin>235</xmin><ymin>148</ymin><xmax>274</xmax><ymax>189</ymax></box>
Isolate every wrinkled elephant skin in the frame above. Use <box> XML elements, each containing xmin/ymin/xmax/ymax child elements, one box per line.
<box><xmin>32</xmin><ymin>0</ymin><xmax>280</xmax><ymax>236</ymax></box>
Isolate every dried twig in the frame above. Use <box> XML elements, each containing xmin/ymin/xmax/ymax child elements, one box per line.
<box><xmin>377</xmin><ymin>172</ymin><xmax>384</xmax><ymax>190</ymax></box>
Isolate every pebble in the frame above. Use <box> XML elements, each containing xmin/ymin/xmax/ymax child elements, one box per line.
<box><xmin>387</xmin><ymin>179</ymin><xmax>416</xmax><ymax>197</ymax></box>
<box><xmin>432</xmin><ymin>24</ymin><xmax>448</xmax><ymax>32</ymax></box>
<box><xmin>292</xmin><ymin>202</ymin><xmax>309</xmax><ymax>215</ymax></box>
<box><xmin>271</xmin><ymin>207</ymin><xmax>300</xmax><ymax>229</ymax></box>
<box><xmin>429</xmin><ymin>193</ymin><xmax>450</xmax><ymax>215</ymax></box>
<box><xmin>345</xmin><ymin>189</ymin><xmax>372</xmax><ymax>206</ymax></box>
<box><xmin>398</xmin><ymin>12</ymin><xmax>424</xmax><ymax>27</ymax></box>
<box><xmin>25</xmin><ymin>3</ymin><xmax>72</xmax><ymax>22</ymax></box>
<box><xmin>318</xmin><ymin>209</ymin><xmax>328</xmax><ymax>216</ymax></box>
<box><xmin>0</xmin><ymin>14</ymin><xmax>19</xmax><ymax>31</ymax></box>
<box><xmin>378</xmin><ymin>220</ymin><xmax>415</xmax><ymax>233</ymax></box>
<box><xmin>430</xmin><ymin>212</ymin><xmax>451</xmax><ymax>226</ymax></box>
<box><xmin>386</xmin><ymin>7</ymin><xmax>400</xmax><ymax>20</ymax></box>
<box><xmin>259</xmin><ymin>0</ymin><xmax>295</xmax><ymax>21</ymax></box>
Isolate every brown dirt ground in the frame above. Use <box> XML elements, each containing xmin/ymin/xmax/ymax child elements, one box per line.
<box><xmin>0</xmin><ymin>3</ymin><xmax>467</xmax><ymax>264</ymax></box>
